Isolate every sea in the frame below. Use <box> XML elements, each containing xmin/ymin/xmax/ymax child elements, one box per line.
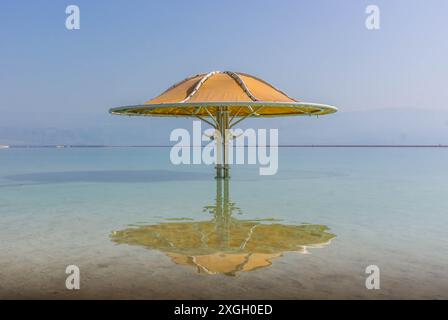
<box><xmin>0</xmin><ymin>147</ymin><xmax>447</xmax><ymax>299</ymax></box>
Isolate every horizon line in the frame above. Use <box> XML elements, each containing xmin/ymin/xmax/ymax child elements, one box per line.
<box><xmin>3</xmin><ymin>144</ymin><xmax>448</xmax><ymax>148</ymax></box>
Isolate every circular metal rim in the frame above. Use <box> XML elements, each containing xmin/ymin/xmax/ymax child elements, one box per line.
<box><xmin>109</xmin><ymin>101</ymin><xmax>338</xmax><ymax>118</ymax></box>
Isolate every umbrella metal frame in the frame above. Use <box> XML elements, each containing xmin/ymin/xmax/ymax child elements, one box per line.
<box><xmin>205</xmin><ymin>106</ymin><xmax>264</xmax><ymax>179</ymax></box>
<box><xmin>109</xmin><ymin>71</ymin><xmax>338</xmax><ymax>180</ymax></box>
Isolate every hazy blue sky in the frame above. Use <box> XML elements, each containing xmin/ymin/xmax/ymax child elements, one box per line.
<box><xmin>0</xmin><ymin>1</ymin><xmax>447</xmax><ymax>144</ymax></box>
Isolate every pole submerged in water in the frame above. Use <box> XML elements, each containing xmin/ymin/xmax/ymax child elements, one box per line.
<box><xmin>215</xmin><ymin>108</ymin><xmax>230</xmax><ymax>180</ymax></box>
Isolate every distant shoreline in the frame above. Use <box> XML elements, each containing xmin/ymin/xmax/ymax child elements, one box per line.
<box><xmin>3</xmin><ymin>145</ymin><xmax>448</xmax><ymax>148</ymax></box>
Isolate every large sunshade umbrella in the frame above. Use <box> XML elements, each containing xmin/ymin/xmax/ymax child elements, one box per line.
<box><xmin>110</xmin><ymin>71</ymin><xmax>338</xmax><ymax>178</ymax></box>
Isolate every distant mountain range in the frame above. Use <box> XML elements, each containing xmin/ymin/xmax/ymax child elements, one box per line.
<box><xmin>0</xmin><ymin>108</ymin><xmax>447</xmax><ymax>145</ymax></box>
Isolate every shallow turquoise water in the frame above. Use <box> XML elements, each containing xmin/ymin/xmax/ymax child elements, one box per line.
<box><xmin>0</xmin><ymin>147</ymin><xmax>447</xmax><ymax>299</ymax></box>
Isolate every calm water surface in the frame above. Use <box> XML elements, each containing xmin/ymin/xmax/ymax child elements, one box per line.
<box><xmin>0</xmin><ymin>147</ymin><xmax>447</xmax><ymax>299</ymax></box>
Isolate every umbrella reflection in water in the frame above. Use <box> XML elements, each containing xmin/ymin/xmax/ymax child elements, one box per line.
<box><xmin>110</xmin><ymin>179</ymin><xmax>335</xmax><ymax>276</ymax></box>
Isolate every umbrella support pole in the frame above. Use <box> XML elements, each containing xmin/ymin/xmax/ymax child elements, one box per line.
<box><xmin>215</xmin><ymin>109</ymin><xmax>230</xmax><ymax>180</ymax></box>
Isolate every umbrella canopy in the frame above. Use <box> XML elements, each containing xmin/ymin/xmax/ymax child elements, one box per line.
<box><xmin>109</xmin><ymin>71</ymin><xmax>337</xmax><ymax>119</ymax></box>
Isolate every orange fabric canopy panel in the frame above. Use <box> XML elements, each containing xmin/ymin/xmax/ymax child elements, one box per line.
<box><xmin>110</xmin><ymin>71</ymin><xmax>337</xmax><ymax>118</ymax></box>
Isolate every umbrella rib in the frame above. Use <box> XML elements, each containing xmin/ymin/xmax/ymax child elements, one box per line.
<box><xmin>190</xmin><ymin>102</ymin><xmax>219</xmax><ymax>128</ymax></box>
<box><xmin>180</xmin><ymin>71</ymin><xmax>220</xmax><ymax>103</ymax></box>
<box><xmin>292</xmin><ymin>105</ymin><xmax>322</xmax><ymax>116</ymax></box>
<box><xmin>291</xmin><ymin>106</ymin><xmax>308</xmax><ymax>115</ymax></box>
<box><xmin>229</xmin><ymin>106</ymin><xmax>265</xmax><ymax>128</ymax></box>
<box><xmin>223</xmin><ymin>71</ymin><xmax>258</xmax><ymax>102</ymax></box>
<box><xmin>229</xmin><ymin>106</ymin><xmax>244</xmax><ymax>123</ymax></box>
<box><xmin>193</xmin><ymin>106</ymin><xmax>202</xmax><ymax>115</ymax></box>
<box><xmin>194</xmin><ymin>115</ymin><xmax>216</xmax><ymax>128</ymax></box>
<box><xmin>155</xmin><ymin>73</ymin><xmax>203</xmax><ymax>97</ymax></box>
<box><xmin>237</xmin><ymin>72</ymin><xmax>298</xmax><ymax>102</ymax></box>
<box><xmin>204</xmin><ymin>107</ymin><xmax>219</xmax><ymax>127</ymax></box>
<box><xmin>193</xmin><ymin>105</ymin><xmax>219</xmax><ymax>127</ymax></box>
<box><xmin>180</xmin><ymin>70</ymin><xmax>258</xmax><ymax>108</ymax></box>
